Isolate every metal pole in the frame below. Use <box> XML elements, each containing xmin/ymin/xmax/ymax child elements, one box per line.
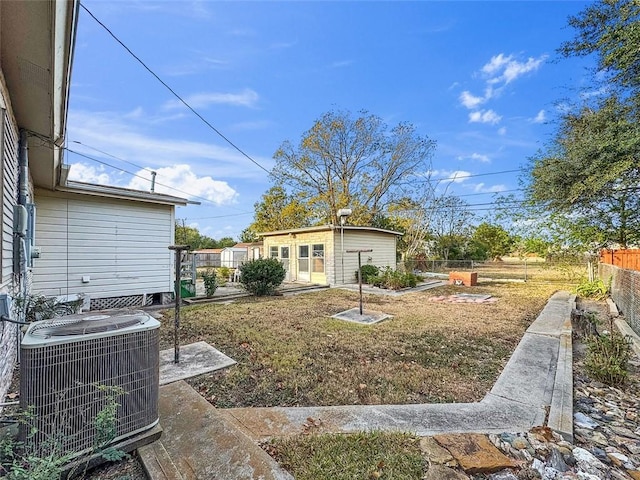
<box><xmin>357</xmin><ymin>251</ymin><xmax>363</xmax><ymax>315</ymax></box>
<box><xmin>347</xmin><ymin>248</ymin><xmax>372</xmax><ymax>315</ymax></box>
<box><xmin>341</xmin><ymin>224</ymin><xmax>345</xmax><ymax>284</ymax></box>
<box><xmin>169</xmin><ymin>245</ymin><xmax>190</xmax><ymax>364</ymax></box>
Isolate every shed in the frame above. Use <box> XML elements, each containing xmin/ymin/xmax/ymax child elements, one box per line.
<box><xmin>220</xmin><ymin>247</ymin><xmax>248</xmax><ymax>268</ymax></box>
<box><xmin>193</xmin><ymin>248</ymin><xmax>222</xmax><ymax>268</ymax></box>
<box><xmin>260</xmin><ymin>225</ymin><xmax>402</xmax><ymax>285</ymax></box>
<box><xmin>32</xmin><ymin>182</ymin><xmax>192</xmax><ymax>310</ymax></box>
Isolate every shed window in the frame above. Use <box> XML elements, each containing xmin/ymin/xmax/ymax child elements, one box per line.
<box><xmin>270</xmin><ymin>246</ymin><xmax>278</xmax><ymax>258</ymax></box>
<box><xmin>312</xmin><ymin>244</ymin><xmax>324</xmax><ymax>273</ymax></box>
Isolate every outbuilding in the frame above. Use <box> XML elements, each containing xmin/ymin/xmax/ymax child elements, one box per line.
<box><xmin>260</xmin><ymin>225</ymin><xmax>402</xmax><ymax>285</ymax></box>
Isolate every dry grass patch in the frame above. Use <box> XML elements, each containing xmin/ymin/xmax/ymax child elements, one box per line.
<box><xmin>264</xmin><ymin>431</ymin><xmax>423</xmax><ymax>480</ymax></box>
<box><xmin>159</xmin><ymin>280</ymin><xmax>572</xmax><ymax>408</ymax></box>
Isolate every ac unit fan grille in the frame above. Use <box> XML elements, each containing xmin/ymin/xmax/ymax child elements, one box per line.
<box><xmin>20</xmin><ymin>328</ymin><xmax>159</xmax><ymax>456</ymax></box>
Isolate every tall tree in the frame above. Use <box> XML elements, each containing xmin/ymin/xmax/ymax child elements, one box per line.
<box><xmin>471</xmin><ymin>222</ymin><xmax>513</xmax><ymax>260</ymax></box>
<box><xmin>524</xmin><ymin>0</ymin><xmax>640</xmax><ymax>248</ymax></box>
<box><xmin>271</xmin><ymin>109</ymin><xmax>436</xmax><ymax>225</ymax></box>
<box><xmin>560</xmin><ymin>0</ymin><xmax>640</xmax><ymax>94</ymax></box>
<box><xmin>429</xmin><ymin>196</ymin><xmax>474</xmax><ymax>260</ymax></box>
<box><xmin>248</xmin><ymin>186</ymin><xmax>313</xmax><ymax>234</ymax></box>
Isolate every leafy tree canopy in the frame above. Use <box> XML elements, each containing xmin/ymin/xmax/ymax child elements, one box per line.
<box><xmin>524</xmin><ymin>0</ymin><xmax>640</xmax><ymax>249</ymax></box>
<box><xmin>471</xmin><ymin>222</ymin><xmax>514</xmax><ymax>260</ymax></box>
<box><xmin>270</xmin><ymin>109</ymin><xmax>436</xmax><ymax>225</ymax></box>
<box><xmin>174</xmin><ymin>223</ymin><xmax>237</xmax><ymax>249</ymax></box>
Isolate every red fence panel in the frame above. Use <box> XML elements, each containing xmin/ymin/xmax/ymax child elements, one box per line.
<box><xmin>600</xmin><ymin>249</ymin><xmax>640</xmax><ymax>272</ymax></box>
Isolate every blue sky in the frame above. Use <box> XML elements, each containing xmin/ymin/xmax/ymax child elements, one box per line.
<box><xmin>67</xmin><ymin>1</ymin><xmax>596</xmax><ymax>240</ymax></box>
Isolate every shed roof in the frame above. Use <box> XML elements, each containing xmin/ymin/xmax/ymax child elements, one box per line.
<box><xmin>193</xmin><ymin>248</ymin><xmax>223</xmax><ymax>254</ymax></box>
<box><xmin>57</xmin><ymin>180</ymin><xmax>196</xmax><ymax>206</ymax></box>
<box><xmin>259</xmin><ymin>225</ymin><xmax>403</xmax><ymax>237</ymax></box>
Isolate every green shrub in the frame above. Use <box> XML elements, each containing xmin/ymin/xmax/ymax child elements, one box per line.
<box><xmin>356</xmin><ymin>264</ymin><xmax>379</xmax><ymax>284</ymax></box>
<box><xmin>0</xmin><ymin>385</ymin><xmax>127</xmax><ymax>480</ymax></box>
<box><xmin>201</xmin><ymin>269</ymin><xmax>218</xmax><ymax>297</ymax></box>
<box><xmin>575</xmin><ymin>278</ymin><xmax>609</xmax><ymax>300</ymax></box>
<box><xmin>218</xmin><ymin>266</ymin><xmax>232</xmax><ymax>281</ymax></box>
<box><xmin>239</xmin><ymin>258</ymin><xmax>286</xmax><ymax>296</ymax></box>
<box><xmin>367</xmin><ymin>267</ymin><xmax>419</xmax><ymax>290</ymax></box>
<box><xmin>585</xmin><ymin>331</ymin><xmax>632</xmax><ymax>385</ymax></box>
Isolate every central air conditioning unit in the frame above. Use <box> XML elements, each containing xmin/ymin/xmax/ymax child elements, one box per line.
<box><xmin>20</xmin><ymin>310</ymin><xmax>160</xmax><ymax>457</ymax></box>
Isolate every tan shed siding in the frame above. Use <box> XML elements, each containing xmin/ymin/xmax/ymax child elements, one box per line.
<box><xmin>336</xmin><ymin>231</ymin><xmax>397</xmax><ymax>284</ymax></box>
<box><xmin>32</xmin><ymin>190</ymin><xmax>174</xmax><ymax>298</ymax></box>
<box><xmin>263</xmin><ymin>230</ymin><xmax>333</xmax><ymax>285</ymax></box>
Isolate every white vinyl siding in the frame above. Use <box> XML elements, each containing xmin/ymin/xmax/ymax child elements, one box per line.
<box><xmin>32</xmin><ymin>190</ymin><xmax>174</xmax><ymax>299</ymax></box>
<box><xmin>1</xmin><ymin>109</ymin><xmax>18</xmax><ymax>286</ymax></box>
<box><xmin>335</xmin><ymin>230</ymin><xmax>397</xmax><ymax>284</ymax></box>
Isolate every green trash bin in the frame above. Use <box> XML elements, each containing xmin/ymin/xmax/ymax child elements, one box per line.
<box><xmin>179</xmin><ymin>279</ymin><xmax>196</xmax><ymax>298</ymax></box>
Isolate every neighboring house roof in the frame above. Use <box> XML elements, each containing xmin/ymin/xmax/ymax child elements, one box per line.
<box><xmin>193</xmin><ymin>248</ymin><xmax>223</xmax><ymax>254</ymax></box>
<box><xmin>233</xmin><ymin>242</ymin><xmax>263</xmax><ymax>248</ymax></box>
<box><xmin>1</xmin><ymin>0</ymin><xmax>79</xmax><ymax>189</ymax></box>
<box><xmin>259</xmin><ymin>225</ymin><xmax>403</xmax><ymax>237</ymax></box>
<box><xmin>56</xmin><ymin>180</ymin><xmax>196</xmax><ymax>206</ymax></box>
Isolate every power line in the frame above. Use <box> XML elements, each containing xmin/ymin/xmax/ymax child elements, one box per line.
<box><xmin>79</xmin><ymin>2</ymin><xmax>271</xmax><ymax>176</ymax></box>
<box><xmin>70</xmin><ymin>140</ymin><xmax>153</xmax><ymax>173</ymax></box>
<box><xmin>65</xmin><ymin>148</ymin><xmax>236</xmax><ymax>208</ymax></box>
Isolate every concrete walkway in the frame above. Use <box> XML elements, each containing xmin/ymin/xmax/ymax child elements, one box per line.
<box><xmin>219</xmin><ymin>291</ymin><xmax>576</xmax><ymax>442</ymax></box>
<box><xmin>140</xmin><ymin>290</ymin><xmax>577</xmax><ymax>479</ymax></box>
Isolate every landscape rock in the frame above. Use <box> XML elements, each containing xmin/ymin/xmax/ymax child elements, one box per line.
<box><xmin>422</xmin><ymin>464</ymin><xmax>470</xmax><ymax>480</ymax></box>
<box><xmin>433</xmin><ymin>433</ymin><xmax>517</xmax><ymax>474</ymax></box>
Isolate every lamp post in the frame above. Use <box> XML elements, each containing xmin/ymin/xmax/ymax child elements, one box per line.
<box><xmin>337</xmin><ymin>208</ymin><xmax>352</xmax><ymax>284</ymax></box>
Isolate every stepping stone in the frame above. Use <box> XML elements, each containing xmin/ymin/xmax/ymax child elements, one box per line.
<box><xmin>433</xmin><ymin>433</ymin><xmax>517</xmax><ymax>474</ymax></box>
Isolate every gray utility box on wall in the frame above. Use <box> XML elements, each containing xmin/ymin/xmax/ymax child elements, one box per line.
<box><xmin>20</xmin><ymin>310</ymin><xmax>160</xmax><ymax>457</ymax></box>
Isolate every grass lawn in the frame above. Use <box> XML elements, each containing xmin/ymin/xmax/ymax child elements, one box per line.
<box><xmin>159</xmin><ymin>277</ymin><xmax>574</xmax><ymax>408</ymax></box>
<box><xmin>264</xmin><ymin>431</ymin><xmax>424</xmax><ymax>480</ymax></box>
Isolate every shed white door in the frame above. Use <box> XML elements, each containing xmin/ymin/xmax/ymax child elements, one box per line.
<box><xmin>298</xmin><ymin>245</ymin><xmax>310</xmax><ymax>282</ymax></box>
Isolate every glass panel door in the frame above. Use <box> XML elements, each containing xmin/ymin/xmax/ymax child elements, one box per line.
<box><xmin>298</xmin><ymin>245</ymin><xmax>310</xmax><ymax>281</ymax></box>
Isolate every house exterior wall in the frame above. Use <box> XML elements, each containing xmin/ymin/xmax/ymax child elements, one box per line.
<box><xmin>32</xmin><ymin>189</ymin><xmax>175</xmax><ymax>304</ymax></box>
<box><xmin>0</xmin><ymin>74</ymin><xmax>22</xmax><ymax>407</ymax></box>
<box><xmin>334</xmin><ymin>230</ymin><xmax>397</xmax><ymax>284</ymax></box>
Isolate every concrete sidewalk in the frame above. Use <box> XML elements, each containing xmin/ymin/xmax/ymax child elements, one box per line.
<box><xmin>140</xmin><ymin>291</ymin><xmax>577</xmax><ymax>479</ymax></box>
<box><xmin>219</xmin><ymin>291</ymin><xmax>576</xmax><ymax>442</ymax></box>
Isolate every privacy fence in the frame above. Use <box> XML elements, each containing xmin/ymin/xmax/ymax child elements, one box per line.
<box><xmin>599</xmin><ymin>263</ymin><xmax>640</xmax><ymax>335</ymax></box>
<box><xmin>600</xmin><ymin>249</ymin><xmax>640</xmax><ymax>271</ymax></box>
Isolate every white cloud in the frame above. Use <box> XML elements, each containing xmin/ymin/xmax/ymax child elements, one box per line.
<box><xmin>459</xmin><ymin>53</ymin><xmax>547</xmax><ymax>111</ymax></box>
<box><xmin>459</xmin><ymin>91</ymin><xmax>485</xmax><ymax>109</ymax></box>
<box><xmin>431</xmin><ymin>169</ymin><xmax>472</xmax><ymax>184</ymax></box>
<box><xmin>128</xmin><ymin>165</ymin><xmax>238</xmax><ymax>205</ymax></box>
<box><xmin>469</xmin><ymin>109</ymin><xmax>502</xmax><ymax>125</ymax></box>
<box><xmin>497</xmin><ymin>127</ymin><xmax>507</xmax><ymax>136</ymax></box>
<box><xmin>67</xmin><ymin>110</ymin><xmax>273</xmax><ymax>181</ymax></box>
<box><xmin>473</xmin><ymin>183</ymin><xmax>508</xmax><ymax>193</ymax></box>
<box><xmin>163</xmin><ymin>88</ymin><xmax>259</xmax><ymax>110</ymax></box>
<box><xmin>470</xmin><ymin>153</ymin><xmax>490</xmax><ymax>163</ymax></box>
<box><xmin>68</xmin><ymin>163</ymin><xmax>111</xmax><ymax>185</ymax></box>
<box><xmin>532</xmin><ymin>110</ymin><xmax>546</xmax><ymax>124</ymax></box>
<box><xmin>483</xmin><ymin>53</ymin><xmax>547</xmax><ymax>85</ymax></box>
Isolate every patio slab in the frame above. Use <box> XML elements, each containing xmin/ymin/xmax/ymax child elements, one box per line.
<box><xmin>331</xmin><ymin>307</ymin><xmax>392</xmax><ymax>325</ymax></box>
<box><xmin>159</xmin><ymin>341</ymin><xmax>236</xmax><ymax>385</ymax></box>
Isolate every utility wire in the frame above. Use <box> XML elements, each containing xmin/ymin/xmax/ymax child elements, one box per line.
<box><xmin>79</xmin><ymin>2</ymin><xmax>271</xmax><ymax>175</ymax></box>
<box><xmin>70</xmin><ymin>140</ymin><xmax>154</xmax><ymax>173</ymax></box>
<box><xmin>66</xmin><ymin>148</ymin><xmax>227</xmax><ymax>207</ymax></box>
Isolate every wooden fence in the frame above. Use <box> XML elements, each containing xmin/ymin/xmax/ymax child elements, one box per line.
<box><xmin>600</xmin><ymin>249</ymin><xmax>640</xmax><ymax>272</ymax></box>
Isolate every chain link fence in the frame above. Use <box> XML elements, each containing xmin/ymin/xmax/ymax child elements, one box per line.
<box><xmin>403</xmin><ymin>258</ymin><xmax>589</xmax><ymax>283</ymax></box>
